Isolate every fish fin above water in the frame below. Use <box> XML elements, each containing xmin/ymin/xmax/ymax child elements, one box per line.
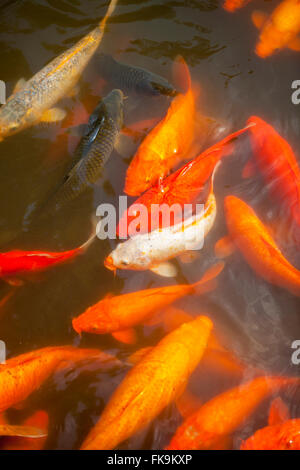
<box><xmin>172</xmin><ymin>56</ymin><xmax>191</xmax><ymax>94</ymax></box>
<box><xmin>40</xmin><ymin>107</ymin><xmax>66</xmax><ymax>123</ymax></box>
<box><xmin>242</xmin><ymin>157</ymin><xmax>256</xmax><ymax>178</ymax></box>
<box><xmin>251</xmin><ymin>10</ymin><xmax>267</xmax><ymax>30</ymax></box>
<box><xmin>0</xmin><ymin>424</ymin><xmax>47</xmax><ymax>438</ymax></box>
<box><xmin>112</xmin><ymin>328</ymin><xmax>137</xmax><ymax>344</ymax></box>
<box><xmin>268</xmin><ymin>397</ymin><xmax>290</xmax><ymax>426</ymax></box>
<box><xmin>288</xmin><ymin>36</ymin><xmax>300</xmax><ymax>51</ymax></box>
<box><xmin>175</xmin><ymin>389</ymin><xmax>202</xmax><ymax>419</ymax></box>
<box><xmin>12</xmin><ymin>78</ymin><xmax>27</xmax><ymax>94</ymax></box>
<box><xmin>150</xmin><ymin>262</ymin><xmax>178</xmax><ymax>278</ymax></box>
<box><xmin>215</xmin><ymin>235</ymin><xmax>236</xmax><ymax>258</ymax></box>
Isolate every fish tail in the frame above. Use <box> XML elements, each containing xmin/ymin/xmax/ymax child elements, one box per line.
<box><xmin>79</xmin><ymin>216</ymin><xmax>98</xmax><ymax>252</ymax></box>
<box><xmin>99</xmin><ymin>0</ymin><xmax>118</xmax><ymax>30</ymax></box>
<box><xmin>192</xmin><ymin>261</ymin><xmax>225</xmax><ymax>294</ymax></box>
<box><xmin>172</xmin><ymin>56</ymin><xmax>191</xmax><ymax>94</ymax></box>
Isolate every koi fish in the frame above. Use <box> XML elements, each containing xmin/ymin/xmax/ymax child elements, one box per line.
<box><xmin>241</xmin><ymin>419</ymin><xmax>300</xmax><ymax>450</ymax></box>
<box><xmin>252</xmin><ymin>0</ymin><xmax>300</xmax><ymax>58</ymax></box>
<box><xmin>41</xmin><ymin>89</ymin><xmax>124</xmax><ymax>213</ymax></box>
<box><xmin>223</xmin><ymin>0</ymin><xmax>252</xmax><ymax>12</ymax></box>
<box><xmin>216</xmin><ymin>195</ymin><xmax>300</xmax><ymax>296</ymax></box>
<box><xmin>0</xmin><ymin>0</ymin><xmax>118</xmax><ymax>141</ymax></box>
<box><xmin>72</xmin><ymin>263</ymin><xmax>223</xmax><ymax>339</ymax></box>
<box><xmin>0</xmin><ymin>346</ymin><xmax>114</xmax><ymax>413</ymax></box>
<box><xmin>117</xmin><ymin>126</ymin><xmax>250</xmax><ymax>238</ymax></box>
<box><xmin>0</xmin><ymin>410</ymin><xmax>48</xmax><ymax>450</ymax></box>
<box><xmin>80</xmin><ymin>315</ymin><xmax>213</xmax><ymax>450</ymax></box>
<box><xmin>97</xmin><ymin>53</ymin><xmax>177</xmax><ymax>96</ymax></box>
<box><xmin>166</xmin><ymin>376</ymin><xmax>299</xmax><ymax>450</ymax></box>
<box><xmin>105</xmin><ymin>164</ymin><xmax>219</xmax><ymax>277</ymax></box>
<box><xmin>0</xmin><ymin>225</ymin><xmax>96</xmax><ymax>284</ymax></box>
<box><xmin>124</xmin><ymin>57</ymin><xmax>196</xmax><ymax>196</ymax></box>
<box><xmin>244</xmin><ymin>116</ymin><xmax>300</xmax><ymax>231</ymax></box>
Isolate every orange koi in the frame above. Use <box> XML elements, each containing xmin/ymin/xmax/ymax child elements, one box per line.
<box><xmin>0</xmin><ymin>228</ymin><xmax>95</xmax><ymax>284</ymax></box>
<box><xmin>118</xmin><ymin>126</ymin><xmax>250</xmax><ymax>238</ymax></box>
<box><xmin>244</xmin><ymin>116</ymin><xmax>300</xmax><ymax>232</ymax></box>
<box><xmin>124</xmin><ymin>57</ymin><xmax>196</xmax><ymax>196</ymax></box>
<box><xmin>223</xmin><ymin>0</ymin><xmax>252</xmax><ymax>12</ymax></box>
<box><xmin>241</xmin><ymin>419</ymin><xmax>300</xmax><ymax>450</ymax></box>
<box><xmin>252</xmin><ymin>0</ymin><xmax>300</xmax><ymax>58</ymax></box>
<box><xmin>217</xmin><ymin>195</ymin><xmax>300</xmax><ymax>296</ymax></box>
<box><xmin>72</xmin><ymin>263</ymin><xmax>223</xmax><ymax>338</ymax></box>
<box><xmin>0</xmin><ymin>346</ymin><xmax>113</xmax><ymax>413</ymax></box>
<box><xmin>80</xmin><ymin>315</ymin><xmax>213</xmax><ymax>450</ymax></box>
<box><xmin>166</xmin><ymin>376</ymin><xmax>299</xmax><ymax>450</ymax></box>
<box><xmin>0</xmin><ymin>410</ymin><xmax>48</xmax><ymax>450</ymax></box>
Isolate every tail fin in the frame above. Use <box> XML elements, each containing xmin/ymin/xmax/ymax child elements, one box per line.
<box><xmin>79</xmin><ymin>216</ymin><xmax>98</xmax><ymax>252</ymax></box>
<box><xmin>192</xmin><ymin>261</ymin><xmax>225</xmax><ymax>294</ymax></box>
<box><xmin>99</xmin><ymin>0</ymin><xmax>118</xmax><ymax>30</ymax></box>
<box><xmin>172</xmin><ymin>56</ymin><xmax>191</xmax><ymax>94</ymax></box>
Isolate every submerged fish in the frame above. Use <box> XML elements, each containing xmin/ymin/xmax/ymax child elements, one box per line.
<box><xmin>105</xmin><ymin>164</ymin><xmax>218</xmax><ymax>277</ymax></box>
<box><xmin>72</xmin><ymin>263</ymin><xmax>222</xmax><ymax>338</ymax></box>
<box><xmin>124</xmin><ymin>56</ymin><xmax>196</xmax><ymax>196</ymax></box>
<box><xmin>0</xmin><ymin>0</ymin><xmax>118</xmax><ymax>141</ymax></box>
<box><xmin>80</xmin><ymin>315</ymin><xmax>213</xmax><ymax>450</ymax></box>
<box><xmin>223</xmin><ymin>0</ymin><xmax>252</xmax><ymax>12</ymax></box>
<box><xmin>0</xmin><ymin>410</ymin><xmax>48</xmax><ymax>451</ymax></box>
<box><xmin>244</xmin><ymin>116</ymin><xmax>300</xmax><ymax>234</ymax></box>
<box><xmin>118</xmin><ymin>126</ymin><xmax>250</xmax><ymax>238</ymax></box>
<box><xmin>0</xmin><ymin>346</ymin><xmax>114</xmax><ymax>413</ymax></box>
<box><xmin>216</xmin><ymin>196</ymin><xmax>300</xmax><ymax>296</ymax></box>
<box><xmin>0</xmin><ymin>225</ymin><xmax>96</xmax><ymax>284</ymax></box>
<box><xmin>43</xmin><ymin>89</ymin><xmax>123</xmax><ymax>212</ymax></box>
<box><xmin>166</xmin><ymin>376</ymin><xmax>299</xmax><ymax>450</ymax></box>
<box><xmin>252</xmin><ymin>0</ymin><xmax>300</xmax><ymax>58</ymax></box>
<box><xmin>97</xmin><ymin>53</ymin><xmax>177</xmax><ymax>96</ymax></box>
<box><xmin>241</xmin><ymin>419</ymin><xmax>300</xmax><ymax>450</ymax></box>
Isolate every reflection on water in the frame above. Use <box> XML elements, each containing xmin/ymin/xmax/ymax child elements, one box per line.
<box><xmin>0</xmin><ymin>0</ymin><xmax>299</xmax><ymax>449</ymax></box>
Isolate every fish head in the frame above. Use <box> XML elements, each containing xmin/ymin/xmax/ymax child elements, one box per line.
<box><xmin>0</xmin><ymin>97</ymin><xmax>29</xmax><ymax>141</ymax></box>
<box><xmin>105</xmin><ymin>241</ymin><xmax>150</xmax><ymax>271</ymax></box>
<box><xmin>139</xmin><ymin>77</ymin><xmax>178</xmax><ymax>97</ymax></box>
<box><xmin>103</xmin><ymin>89</ymin><xmax>124</xmax><ymax>130</ymax></box>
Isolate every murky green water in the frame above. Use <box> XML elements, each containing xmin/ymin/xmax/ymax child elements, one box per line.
<box><xmin>0</xmin><ymin>0</ymin><xmax>299</xmax><ymax>449</ymax></box>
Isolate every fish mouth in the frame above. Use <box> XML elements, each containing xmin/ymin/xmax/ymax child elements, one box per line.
<box><xmin>104</xmin><ymin>255</ymin><xmax>116</xmax><ymax>273</ymax></box>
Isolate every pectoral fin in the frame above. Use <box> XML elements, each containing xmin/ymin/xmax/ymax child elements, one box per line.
<box><xmin>0</xmin><ymin>424</ymin><xmax>47</xmax><ymax>438</ymax></box>
<box><xmin>40</xmin><ymin>107</ymin><xmax>66</xmax><ymax>123</ymax></box>
<box><xmin>288</xmin><ymin>36</ymin><xmax>300</xmax><ymax>51</ymax></box>
<box><xmin>12</xmin><ymin>78</ymin><xmax>27</xmax><ymax>94</ymax></box>
<box><xmin>215</xmin><ymin>235</ymin><xmax>235</xmax><ymax>258</ymax></box>
<box><xmin>150</xmin><ymin>262</ymin><xmax>178</xmax><ymax>278</ymax></box>
<box><xmin>178</xmin><ymin>251</ymin><xmax>200</xmax><ymax>264</ymax></box>
<box><xmin>112</xmin><ymin>328</ymin><xmax>137</xmax><ymax>344</ymax></box>
<box><xmin>251</xmin><ymin>11</ymin><xmax>268</xmax><ymax>29</ymax></box>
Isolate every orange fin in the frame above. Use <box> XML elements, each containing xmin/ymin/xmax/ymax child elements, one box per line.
<box><xmin>251</xmin><ymin>11</ymin><xmax>267</xmax><ymax>30</ymax></box>
<box><xmin>162</xmin><ymin>307</ymin><xmax>194</xmax><ymax>332</ymax></box>
<box><xmin>127</xmin><ymin>346</ymin><xmax>153</xmax><ymax>365</ymax></box>
<box><xmin>112</xmin><ymin>328</ymin><xmax>137</xmax><ymax>345</ymax></box>
<box><xmin>268</xmin><ymin>397</ymin><xmax>290</xmax><ymax>426</ymax></box>
<box><xmin>215</xmin><ymin>235</ymin><xmax>235</xmax><ymax>258</ymax></box>
<box><xmin>242</xmin><ymin>157</ymin><xmax>256</xmax><ymax>179</ymax></box>
<box><xmin>288</xmin><ymin>36</ymin><xmax>300</xmax><ymax>51</ymax></box>
<box><xmin>175</xmin><ymin>389</ymin><xmax>202</xmax><ymax>418</ymax></box>
<box><xmin>40</xmin><ymin>107</ymin><xmax>66</xmax><ymax>123</ymax></box>
<box><xmin>193</xmin><ymin>261</ymin><xmax>225</xmax><ymax>295</ymax></box>
<box><xmin>0</xmin><ymin>424</ymin><xmax>47</xmax><ymax>438</ymax></box>
<box><xmin>172</xmin><ymin>56</ymin><xmax>191</xmax><ymax>94</ymax></box>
